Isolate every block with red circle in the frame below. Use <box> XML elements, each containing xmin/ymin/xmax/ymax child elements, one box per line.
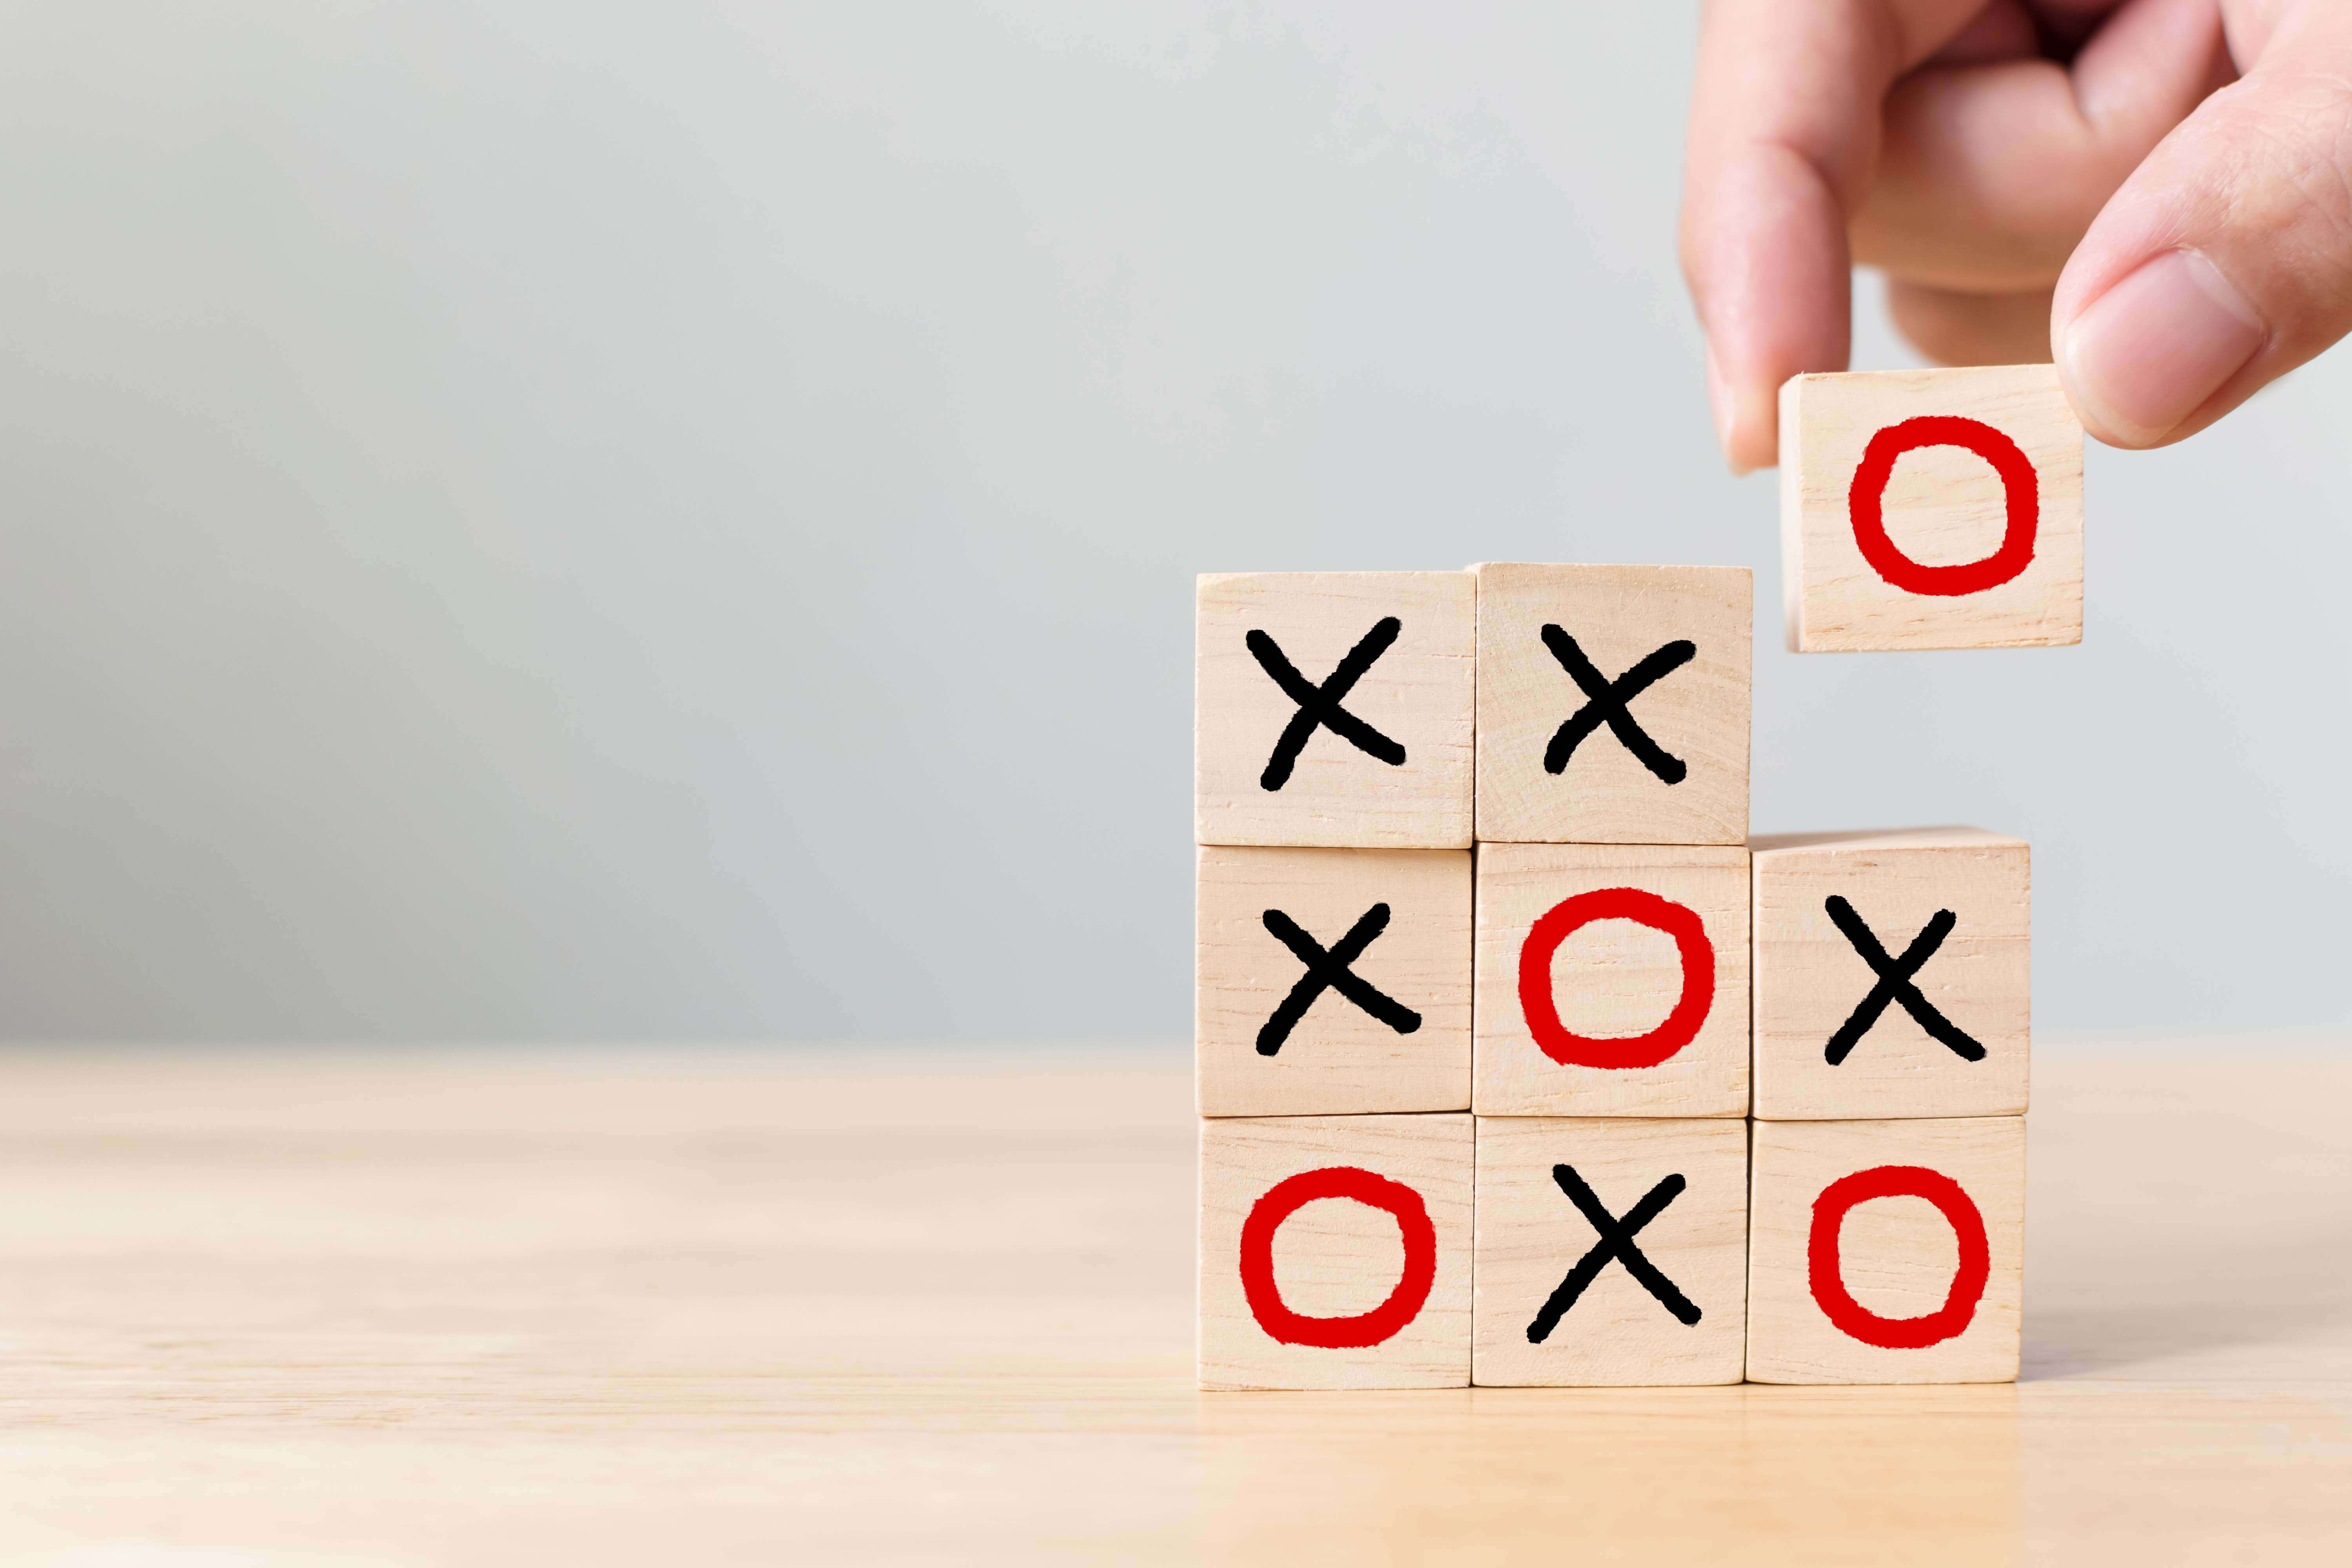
<box><xmin>1472</xmin><ymin>843</ymin><xmax>1749</xmax><ymax>1117</ymax></box>
<box><xmin>1780</xmin><ymin>365</ymin><xmax>2083</xmax><ymax>652</ymax></box>
<box><xmin>1198</xmin><ymin>1113</ymin><xmax>1472</xmax><ymax>1390</ymax></box>
<box><xmin>1746</xmin><ymin>1116</ymin><xmax>2024</xmax><ymax>1384</ymax></box>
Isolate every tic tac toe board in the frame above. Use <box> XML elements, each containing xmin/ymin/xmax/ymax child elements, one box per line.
<box><xmin>1191</xmin><ymin>368</ymin><xmax>2080</xmax><ymax>1390</ymax></box>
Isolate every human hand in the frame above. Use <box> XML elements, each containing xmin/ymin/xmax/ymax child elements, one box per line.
<box><xmin>1680</xmin><ymin>0</ymin><xmax>2351</xmax><ymax>471</ymax></box>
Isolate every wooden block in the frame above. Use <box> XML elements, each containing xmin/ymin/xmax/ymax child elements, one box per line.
<box><xmin>1196</xmin><ymin>572</ymin><xmax>1474</xmax><ymax>849</ymax></box>
<box><xmin>1472</xmin><ymin>843</ymin><xmax>1748</xmax><ymax>1117</ymax></box>
<box><xmin>1752</xmin><ymin>827</ymin><xmax>2029</xmax><ymax>1121</ymax></box>
<box><xmin>1747</xmin><ymin>1116</ymin><xmax>2025</xmax><ymax>1384</ymax></box>
<box><xmin>1197</xmin><ymin>846</ymin><xmax>1472</xmax><ymax>1118</ymax></box>
<box><xmin>1198</xmin><ymin>1113</ymin><xmax>1472</xmax><ymax>1390</ymax></box>
<box><xmin>1780</xmin><ymin>365</ymin><xmax>2083</xmax><ymax>652</ymax></box>
<box><xmin>1471</xmin><ymin>563</ymin><xmax>1750</xmax><ymax>846</ymax></box>
<box><xmin>1472</xmin><ymin>1116</ymin><xmax>1748</xmax><ymax>1386</ymax></box>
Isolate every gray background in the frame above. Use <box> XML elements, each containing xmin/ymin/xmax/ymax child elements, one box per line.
<box><xmin>0</xmin><ymin>2</ymin><xmax>2340</xmax><ymax>1042</ymax></box>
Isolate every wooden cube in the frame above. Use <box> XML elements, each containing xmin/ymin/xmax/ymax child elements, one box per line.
<box><xmin>1197</xmin><ymin>846</ymin><xmax>1472</xmax><ymax>1118</ymax></box>
<box><xmin>1747</xmin><ymin>1116</ymin><xmax>2025</xmax><ymax>1385</ymax></box>
<box><xmin>1780</xmin><ymin>365</ymin><xmax>2083</xmax><ymax>652</ymax></box>
<box><xmin>1199</xmin><ymin>1113</ymin><xmax>1473</xmax><ymax>1390</ymax></box>
<box><xmin>1752</xmin><ymin>828</ymin><xmax>2028</xmax><ymax>1121</ymax></box>
<box><xmin>1196</xmin><ymin>572</ymin><xmax>1474</xmax><ymax>849</ymax></box>
<box><xmin>1473</xmin><ymin>843</ymin><xmax>1748</xmax><ymax>1117</ymax></box>
<box><xmin>1472</xmin><ymin>563</ymin><xmax>1750</xmax><ymax>846</ymax></box>
<box><xmin>1472</xmin><ymin>1116</ymin><xmax>1748</xmax><ymax>1386</ymax></box>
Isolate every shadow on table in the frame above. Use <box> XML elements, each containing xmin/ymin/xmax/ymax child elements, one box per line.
<box><xmin>2023</xmin><ymin>1214</ymin><xmax>2352</xmax><ymax>1381</ymax></box>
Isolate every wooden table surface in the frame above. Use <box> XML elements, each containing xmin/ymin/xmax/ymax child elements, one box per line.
<box><xmin>0</xmin><ymin>1042</ymin><xmax>2345</xmax><ymax>1565</ymax></box>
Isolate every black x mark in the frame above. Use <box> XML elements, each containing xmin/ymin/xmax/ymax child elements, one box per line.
<box><xmin>1528</xmin><ymin>1165</ymin><xmax>1699</xmax><ymax>1342</ymax></box>
<box><xmin>1248</xmin><ymin>619</ymin><xmax>1408</xmax><ymax>791</ymax></box>
<box><xmin>1256</xmin><ymin>903</ymin><xmax>1422</xmax><ymax>1056</ymax></box>
<box><xmin>1540</xmin><ymin>626</ymin><xmax>1697</xmax><ymax>784</ymax></box>
<box><xmin>1823</xmin><ymin>895</ymin><xmax>1987</xmax><ymax>1066</ymax></box>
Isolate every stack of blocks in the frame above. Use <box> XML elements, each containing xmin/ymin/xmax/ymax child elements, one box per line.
<box><xmin>1194</xmin><ymin>364</ymin><xmax>2081</xmax><ymax>1389</ymax></box>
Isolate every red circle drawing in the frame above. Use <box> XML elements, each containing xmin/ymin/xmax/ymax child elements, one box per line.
<box><xmin>1516</xmin><ymin>887</ymin><xmax>1714</xmax><ymax>1070</ymax></box>
<box><xmin>1238</xmin><ymin>1166</ymin><xmax>1437</xmax><ymax>1348</ymax></box>
<box><xmin>1847</xmin><ymin>415</ymin><xmax>2038</xmax><ymax>596</ymax></box>
<box><xmin>1807</xmin><ymin>1165</ymin><xmax>1991</xmax><ymax>1349</ymax></box>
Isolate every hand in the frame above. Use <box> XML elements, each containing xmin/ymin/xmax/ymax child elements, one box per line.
<box><xmin>1680</xmin><ymin>0</ymin><xmax>2351</xmax><ymax>471</ymax></box>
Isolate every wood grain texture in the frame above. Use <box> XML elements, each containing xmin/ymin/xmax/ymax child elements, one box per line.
<box><xmin>1199</xmin><ymin>1113</ymin><xmax>1472</xmax><ymax>1390</ymax></box>
<box><xmin>0</xmin><ymin>1043</ymin><xmax>2347</xmax><ymax>1564</ymax></box>
<box><xmin>1473</xmin><ymin>843</ymin><xmax>1749</xmax><ymax>1117</ymax></box>
<box><xmin>1472</xmin><ymin>562</ymin><xmax>1750</xmax><ymax>845</ymax></box>
<box><xmin>1748</xmin><ymin>1116</ymin><xmax>2026</xmax><ymax>1386</ymax></box>
<box><xmin>1473</xmin><ymin>1117</ymin><xmax>1748</xmax><ymax>1387</ymax></box>
<box><xmin>1197</xmin><ymin>571</ymin><xmax>1474</xmax><ymax>848</ymax></box>
<box><xmin>1197</xmin><ymin>846</ymin><xmax>1471</xmax><ymax>1117</ymax></box>
<box><xmin>1779</xmin><ymin>365</ymin><xmax>2083</xmax><ymax>652</ymax></box>
<box><xmin>1752</xmin><ymin>827</ymin><xmax>2029</xmax><ymax>1121</ymax></box>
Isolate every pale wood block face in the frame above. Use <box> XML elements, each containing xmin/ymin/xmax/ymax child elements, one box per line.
<box><xmin>1197</xmin><ymin>846</ymin><xmax>1472</xmax><ymax>1118</ymax></box>
<box><xmin>1780</xmin><ymin>365</ymin><xmax>2083</xmax><ymax>652</ymax></box>
<box><xmin>1472</xmin><ymin>563</ymin><xmax>1750</xmax><ymax>846</ymax></box>
<box><xmin>1473</xmin><ymin>843</ymin><xmax>1749</xmax><ymax>1118</ymax></box>
<box><xmin>1199</xmin><ymin>1114</ymin><xmax>1473</xmax><ymax>1390</ymax></box>
<box><xmin>1472</xmin><ymin>1117</ymin><xmax>1748</xmax><ymax>1386</ymax></box>
<box><xmin>1196</xmin><ymin>572</ymin><xmax>1474</xmax><ymax>849</ymax></box>
<box><xmin>1747</xmin><ymin>1116</ymin><xmax>2024</xmax><ymax>1384</ymax></box>
<box><xmin>1752</xmin><ymin>827</ymin><xmax>2029</xmax><ymax>1121</ymax></box>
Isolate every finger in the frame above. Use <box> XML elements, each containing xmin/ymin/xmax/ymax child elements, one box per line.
<box><xmin>1886</xmin><ymin>279</ymin><xmax>2060</xmax><ymax>363</ymax></box>
<box><xmin>1680</xmin><ymin>0</ymin><xmax>1990</xmax><ymax>472</ymax></box>
<box><xmin>2053</xmin><ymin>0</ymin><xmax>2352</xmax><ymax>446</ymax></box>
<box><xmin>1853</xmin><ymin>0</ymin><xmax>2232</xmax><ymax>292</ymax></box>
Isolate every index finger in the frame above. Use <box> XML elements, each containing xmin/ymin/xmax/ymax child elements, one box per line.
<box><xmin>1679</xmin><ymin>0</ymin><xmax>1989</xmax><ymax>472</ymax></box>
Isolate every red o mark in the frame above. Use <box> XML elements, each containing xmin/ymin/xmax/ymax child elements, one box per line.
<box><xmin>1808</xmin><ymin>1165</ymin><xmax>1991</xmax><ymax>1349</ymax></box>
<box><xmin>1517</xmin><ymin>887</ymin><xmax>1714</xmax><ymax>1069</ymax></box>
<box><xmin>1238</xmin><ymin>1166</ymin><xmax>1437</xmax><ymax>1348</ymax></box>
<box><xmin>1847</xmin><ymin>415</ymin><xmax>2038</xmax><ymax>596</ymax></box>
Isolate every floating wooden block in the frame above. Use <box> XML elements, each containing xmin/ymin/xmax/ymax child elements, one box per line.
<box><xmin>1199</xmin><ymin>1113</ymin><xmax>1473</xmax><ymax>1390</ymax></box>
<box><xmin>1471</xmin><ymin>563</ymin><xmax>1750</xmax><ymax>846</ymax></box>
<box><xmin>1780</xmin><ymin>365</ymin><xmax>2083</xmax><ymax>652</ymax></box>
<box><xmin>1751</xmin><ymin>827</ymin><xmax>2029</xmax><ymax>1121</ymax></box>
<box><xmin>1472</xmin><ymin>843</ymin><xmax>1748</xmax><ymax>1118</ymax></box>
<box><xmin>1196</xmin><ymin>572</ymin><xmax>1474</xmax><ymax>849</ymax></box>
<box><xmin>1472</xmin><ymin>1116</ymin><xmax>1748</xmax><ymax>1386</ymax></box>
<box><xmin>1197</xmin><ymin>846</ymin><xmax>1472</xmax><ymax>1118</ymax></box>
<box><xmin>1747</xmin><ymin>1116</ymin><xmax>2024</xmax><ymax>1384</ymax></box>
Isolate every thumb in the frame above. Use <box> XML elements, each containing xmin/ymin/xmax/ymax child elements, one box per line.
<box><xmin>2052</xmin><ymin>1</ymin><xmax>2352</xmax><ymax>448</ymax></box>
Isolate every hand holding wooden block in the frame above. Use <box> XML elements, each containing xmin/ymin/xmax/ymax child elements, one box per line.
<box><xmin>1473</xmin><ymin>843</ymin><xmax>1749</xmax><ymax>1118</ymax></box>
<box><xmin>1780</xmin><ymin>365</ymin><xmax>2083</xmax><ymax>652</ymax></box>
<box><xmin>1752</xmin><ymin>827</ymin><xmax>2029</xmax><ymax>1121</ymax></box>
<box><xmin>1196</xmin><ymin>572</ymin><xmax>1474</xmax><ymax>849</ymax></box>
<box><xmin>1472</xmin><ymin>563</ymin><xmax>1751</xmax><ymax>846</ymax></box>
<box><xmin>1199</xmin><ymin>1113</ymin><xmax>1473</xmax><ymax>1390</ymax></box>
<box><xmin>1746</xmin><ymin>1116</ymin><xmax>2025</xmax><ymax>1385</ymax></box>
<box><xmin>1472</xmin><ymin>1116</ymin><xmax>1748</xmax><ymax>1386</ymax></box>
<box><xmin>1196</xmin><ymin>846</ymin><xmax>1471</xmax><ymax>1118</ymax></box>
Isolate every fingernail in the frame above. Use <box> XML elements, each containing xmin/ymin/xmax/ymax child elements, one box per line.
<box><xmin>1706</xmin><ymin>343</ymin><xmax>1753</xmax><ymax>476</ymax></box>
<box><xmin>2060</xmin><ymin>249</ymin><xmax>2263</xmax><ymax>443</ymax></box>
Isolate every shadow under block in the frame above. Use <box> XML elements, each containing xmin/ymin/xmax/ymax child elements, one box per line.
<box><xmin>1472</xmin><ymin>1117</ymin><xmax>1748</xmax><ymax>1386</ymax></box>
<box><xmin>1197</xmin><ymin>846</ymin><xmax>1472</xmax><ymax>1118</ymax></box>
<box><xmin>1747</xmin><ymin>1116</ymin><xmax>2024</xmax><ymax>1385</ymax></box>
<box><xmin>1196</xmin><ymin>572</ymin><xmax>1474</xmax><ymax>849</ymax></box>
<box><xmin>1473</xmin><ymin>843</ymin><xmax>1749</xmax><ymax>1117</ymax></box>
<box><xmin>1780</xmin><ymin>365</ymin><xmax>2084</xmax><ymax>652</ymax></box>
<box><xmin>1198</xmin><ymin>1113</ymin><xmax>1473</xmax><ymax>1390</ymax></box>
<box><xmin>1471</xmin><ymin>563</ymin><xmax>1750</xmax><ymax>846</ymax></box>
<box><xmin>1751</xmin><ymin>827</ymin><xmax>2029</xmax><ymax>1121</ymax></box>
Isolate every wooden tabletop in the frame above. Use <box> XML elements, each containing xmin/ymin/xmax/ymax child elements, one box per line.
<box><xmin>0</xmin><ymin>1042</ymin><xmax>2344</xmax><ymax>1564</ymax></box>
